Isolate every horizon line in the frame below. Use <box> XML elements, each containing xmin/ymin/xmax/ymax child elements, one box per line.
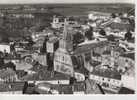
<box><xmin>0</xmin><ymin>2</ymin><xmax>135</xmax><ymax>5</ymax></box>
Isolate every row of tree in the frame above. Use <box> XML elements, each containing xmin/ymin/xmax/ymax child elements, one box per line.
<box><xmin>72</xmin><ymin>26</ymin><xmax>133</xmax><ymax>46</ymax></box>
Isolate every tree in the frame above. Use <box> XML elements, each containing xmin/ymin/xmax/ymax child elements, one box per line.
<box><xmin>107</xmin><ymin>34</ymin><xmax>115</xmax><ymax>41</ymax></box>
<box><xmin>69</xmin><ymin>77</ymin><xmax>76</xmax><ymax>85</ymax></box>
<box><xmin>4</xmin><ymin>61</ymin><xmax>16</xmax><ymax>71</ymax></box>
<box><xmin>118</xmin><ymin>13</ymin><xmax>123</xmax><ymax>17</ymax></box>
<box><xmin>10</xmin><ymin>42</ymin><xmax>15</xmax><ymax>53</ymax></box>
<box><xmin>85</xmin><ymin>26</ymin><xmax>93</xmax><ymax>40</ymax></box>
<box><xmin>129</xmin><ymin>19</ymin><xmax>135</xmax><ymax>31</ymax></box>
<box><xmin>125</xmin><ymin>31</ymin><xmax>132</xmax><ymax>41</ymax></box>
<box><xmin>22</xmin><ymin>81</ymin><xmax>29</xmax><ymax>94</ymax></box>
<box><xmin>99</xmin><ymin>29</ymin><xmax>106</xmax><ymax>36</ymax></box>
<box><xmin>1</xmin><ymin>37</ymin><xmax>10</xmax><ymax>43</ymax></box>
<box><xmin>22</xmin><ymin>27</ymin><xmax>30</xmax><ymax>37</ymax></box>
<box><xmin>40</xmin><ymin>36</ymin><xmax>49</xmax><ymax>53</ymax></box>
<box><xmin>47</xmin><ymin>53</ymin><xmax>54</xmax><ymax>71</ymax></box>
<box><xmin>25</xmin><ymin>36</ymin><xmax>35</xmax><ymax>47</ymax></box>
<box><xmin>111</xmin><ymin>13</ymin><xmax>116</xmax><ymax>18</ymax></box>
<box><xmin>73</xmin><ymin>31</ymin><xmax>84</xmax><ymax>45</ymax></box>
<box><xmin>0</xmin><ymin>56</ymin><xmax>4</xmax><ymax>69</ymax></box>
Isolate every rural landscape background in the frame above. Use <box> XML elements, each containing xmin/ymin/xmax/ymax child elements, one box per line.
<box><xmin>0</xmin><ymin>3</ymin><xmax>134</xmax><ymax>41</ymax></box>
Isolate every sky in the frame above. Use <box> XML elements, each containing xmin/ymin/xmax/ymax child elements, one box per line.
<box><xmin>0</xmin><ymin>0</ymin><xmax>135</xmax><ymax>4</ymax></box>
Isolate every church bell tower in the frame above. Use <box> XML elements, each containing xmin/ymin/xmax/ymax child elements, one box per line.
<box><xmin>59</xmin><ymin>18</ymin><xmax>73</xmax><ymax>52</ymax></box>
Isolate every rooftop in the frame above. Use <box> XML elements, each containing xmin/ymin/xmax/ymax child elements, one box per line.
<box><xmin>91</xmin><ymin>66</ymin><xmax>121</xmax><ymax>80</ymax></box>
<box><xmin>47</xmin><ymin>36</ymin><xmax>59</xmax><ymax>43</ymax></box>
<box><xmin>88</xmin><ymin>11</ymin><xmax>111</xmax><ymax>16</ymax></box>
<box><xmin>74</xmin><ymin>40</ymin><xmax>109</xmax><ymax>55</ymax></box>
<box><xmin>118</xmin><ymin>87</ymin><xmax>134</xmax><ymax>94</ymax></box>
<box><xmin>0</xmin><ymin>68</ymin><xmax>16</xmax><ymax>80</ymax></box>
<box><xmin>120</xmin><ymin>53</ymin><xmax>134</xmax><ymax>60</ymax></box>
<box><xmin>0</xmin><ymin>82</ymin><xmax>25</xmax><ymax>92</ymax></box>
<box><xmin>21</xmin><ymin>65</ymin><xmax>70</xmax><ymax>81</ymax></box>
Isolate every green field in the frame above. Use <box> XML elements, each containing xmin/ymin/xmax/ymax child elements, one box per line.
<box><xmin>0</xmin><ymin>3</ymin><xmax>134</xmax><ymax>16</ymax></box>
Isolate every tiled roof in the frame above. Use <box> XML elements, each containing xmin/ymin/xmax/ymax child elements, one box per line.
<box><xmin>91</xmin><ymin>67</ymin><xmax>121</xmax><ymax>80</ymax></box>
<box><xmin>0</xmin><ymin>69</ymin><xmax>16</xmax><ymax>79</ymax></box>
<box><xmin>109</xmin><ymin>22</ymin><xmax>132</xmax><ymax>31</ymax></box>
<box><xmin>74</xmin><ymin>40</ymin><xmax>109</xmax><ymax>55</ymax></box>
<box><xmin>118</xmin><ymin>87</ymin><xmax>134</xmax><ymax>94</ymax></box>
<box><xmin>47</xmin><ymin>37</ymin><xmax>59</xmax><ymax>43</ymax></box>
<box><xmin>85</xmin><ymin>79</ymin><xmax>104</xmax><ymax>94</ymax></box>
<box><xmin>120</xmin><ymin>53</ymin><xmax>134</xmax><ymax>60</ymax></box>
<box><xmin>74</xmin><ymin>67</ymin><xmax>89</xmax><ymax>76</ymax></box>
<box><xmin>21</xmin><ymin>65</ymin><xmax>70</xmax><ymax>81</ymax></box>
<box><xmin>103</xmin><ymin>22</ymin><xmax>132</xmax><ymax>31</ymax></box>
<box><xmin>0</xmin><ymin>82</ymin><xmax>25</xmax><ymax>92</ymax></box>
<box><xmin>35</xmin><ymin>82</ymin><xmax>85</xmax><ymax>94</ymax></box>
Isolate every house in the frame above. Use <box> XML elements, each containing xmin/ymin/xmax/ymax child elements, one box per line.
<box><xmin>51</xmin><ymin>16</ymin><xmax>80</xmax><ymax>29</ymax></box>
<box><xmin>118</xmin><ymin>87</ymin><xmax>134</xmax><ymax>94</ymax></box>
<box><xmin>88</xmin><ymin>11</ymin><xmax>110</xmax><ymax>21</ymax></box>
<box><xmin>89</xmin><ymin>66</ymin><xmax>122</xmax><ymax>94</ymax></box>
<box><xmin>73</xmin><ymin>39</ymin><xmax>109</xmax><ymax>72</ymax></box>
<box><xmin>100</xmin><ymin>17</ymin><xmax>133</xmax><ymax>32</ymax></box>
<box><xmin>88</xmin><ymin>49</ymin><xmax>135</xmax><ymax>93</ymax></box>
<box><xmin>0</xmin><ymin>82</ymin><xmax>25</xmax><ymax>94</ymax></box>
<box><xmin>0</xmin><ymin>43</ymin><xmax>10</xmax><ymax>53</ymax></box>
<box><xmin>11</xmin><ymin>14</ymin><xmax>34</xmax><ymax>18</ymax></box>
<box><xmin>0</xmin><ymin>12</ymin><xmax>4</xmax><ymax>17</ymax></box>
<box><xmin>0</xmin><ymin>68</ymin><xmax>17</xmax><ymax>82</ymax></box>
<box><xmin>117</xmin><ymin>53</ymin><xmax>135</xmax><ymax>73</ymax></box>
<box><xmin>121</xmin><ymin>74</ymin><xmax>135</xmax><ymax>91</ymax></box>
<box><xmin>85</xmin><ymin>78</ymin><xmax>104</xmax><ymax>94</ymax></box>
<box><xmin>99</xmin><ymin>18</ymin><xmax>134</xmax><ymax>39</ymax></box>
<box><xmin>107</xmin><ymin>22</ymin><xmax>132</xmax><ymax>32</ymax></box>
<box><xmin>119</xmin><ymin>54</ymin><xmax>135</xmax><ymax>91</ymax></box>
